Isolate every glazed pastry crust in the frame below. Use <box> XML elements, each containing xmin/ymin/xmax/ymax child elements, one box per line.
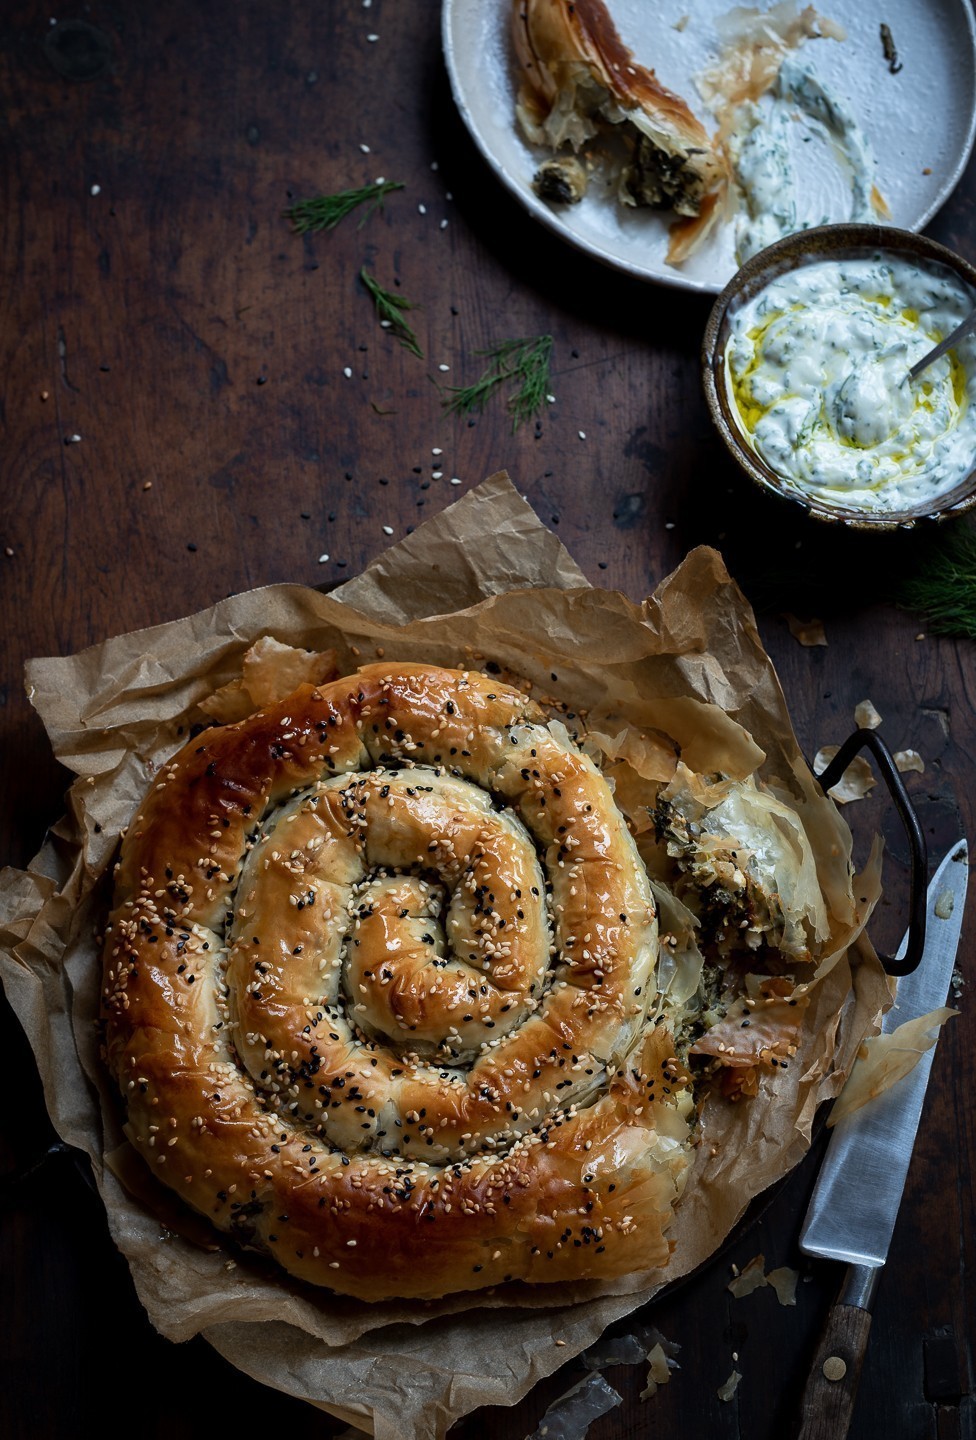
<box><xmin>102</xmin><ymin>664</ymin><xmax>692</xmax><ymax>1302</ymax></box>
<box><xmin>513</xmin><ymin>0</ymin><xmax>728</xmax><ymax>257</ymax></box>
<box><xmin>514</xmin><ymin>0</ymin><xmax>713</xmax><ymax>152</ymax></box>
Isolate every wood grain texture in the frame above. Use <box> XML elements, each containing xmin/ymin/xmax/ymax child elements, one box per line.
<box><xmin>1</xmin><ymin>3</ymin><xmax>974</xmax><ymax>1438</ymax></box>
<box><xmin>795</xmin><ymin>1302</ymin><xmax>873</xmax><ymax>1440</ymax></box>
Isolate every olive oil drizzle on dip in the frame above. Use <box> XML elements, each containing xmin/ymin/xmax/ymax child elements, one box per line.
<box><xmin>725</xmin><ymin>255</ymin><xmax>976</xmax><ymax>514</ymax></box>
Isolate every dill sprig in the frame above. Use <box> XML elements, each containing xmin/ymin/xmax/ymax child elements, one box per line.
<box><xmin>892</xmin><ymin>521</ymin><xmax>976</xmax><ymax>638</ymax></box>
<box><xmin>284</xmin><ymin>180</ymin><xmax>404</xmax><ymax>234</ymax></box>
<box><xmin>359</xmin><ymin>266</ymin><xmax>424</xmax><ymax>358</ymax></box>
<box><xmin>442</xmin><ymin>335</ymin><xmax>553</xmax><ymax>430</ymax></box>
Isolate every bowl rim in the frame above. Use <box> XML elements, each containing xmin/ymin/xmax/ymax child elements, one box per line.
<box><xmin>701</xmin><ymin>222</ymin><xmax>976</xmax><ymax>531</ymax></box>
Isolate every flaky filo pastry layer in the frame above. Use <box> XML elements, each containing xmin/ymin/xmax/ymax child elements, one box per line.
<box><xmin>512</xmin><ymin>0</ymin><xmax>729</xmax><ymax>261</ymax></box>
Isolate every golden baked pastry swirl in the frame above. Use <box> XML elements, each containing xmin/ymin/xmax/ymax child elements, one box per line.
<box><xmin>102</xmin><ymin>664</ymin><xmax>692</xmax><ymax>1301</ymax></box>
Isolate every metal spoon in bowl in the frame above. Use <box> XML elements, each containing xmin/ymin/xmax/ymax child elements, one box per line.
<box><xmin>908</xmin><ymin>307</ymin><xmax>976</xmax><ymax>381</ymax></box>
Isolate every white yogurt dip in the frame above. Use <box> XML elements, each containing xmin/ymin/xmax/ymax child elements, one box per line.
<box><xmin>725</xmin><ymin>254</ymin><xmax>976</xmax><ymax>515</ymax></box>
<box><xmin>728</xmin><ymin>57</ymin><xmax>882</xmax><ymax>264</ymax></box>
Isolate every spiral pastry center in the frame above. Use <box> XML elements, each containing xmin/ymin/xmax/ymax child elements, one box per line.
<box><xmin>227</xmin><ymin>766</ymin><xmax>563</xmax><ymax>1160</ymax></box>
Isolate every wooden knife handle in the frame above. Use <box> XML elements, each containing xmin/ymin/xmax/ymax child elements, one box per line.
<box><xmin>795</xmin><ymin>1300</ymin><xmax>873</xmax><ymax>1440</ymax></box>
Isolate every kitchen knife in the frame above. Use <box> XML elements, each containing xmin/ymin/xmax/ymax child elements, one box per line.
<box><xmin>795</xmin><ymin>838</ymin><xmax>968</xmax><ymax>1440</ymax></box>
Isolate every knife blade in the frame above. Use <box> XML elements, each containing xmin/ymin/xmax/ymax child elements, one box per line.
<box><xmin>794</xmin><ymin>838</ymin><xmax>968</xmax><ymax>1440</ymax></box>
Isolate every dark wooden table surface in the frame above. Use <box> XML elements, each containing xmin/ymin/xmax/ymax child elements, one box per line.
<box><xmin>1</xmin><ymin>4</ymin><xmax>973</xmax><ymax>1437</ymax></box>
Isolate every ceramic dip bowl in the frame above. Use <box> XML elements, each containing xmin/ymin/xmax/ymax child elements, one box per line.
<box><xmin>701</xmin><ymin>223</ymin><xmax>976</xmax><ymax>530</ymax></box>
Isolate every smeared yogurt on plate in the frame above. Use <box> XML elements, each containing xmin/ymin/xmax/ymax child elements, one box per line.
<box><xmin>728</xmin><ymin>55</ymin><xmax>883</xmax><ymax>262</ymax></box>
<box><xmin>725</xmin><ymin>254</ymin><xmax>976</xmax><ymax>514</ymax></box>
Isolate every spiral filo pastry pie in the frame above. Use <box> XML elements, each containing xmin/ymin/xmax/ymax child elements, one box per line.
<box><xmin>101</xmin><ymin>664</ymin><xmax>693</xmax><ymax>1301</ymax></box>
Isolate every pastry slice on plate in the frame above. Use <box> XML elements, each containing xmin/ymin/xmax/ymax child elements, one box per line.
<box><xmin>512</xmin><ymin>0</ymin><xmax>728</xmax><ymax>260</ymax></box>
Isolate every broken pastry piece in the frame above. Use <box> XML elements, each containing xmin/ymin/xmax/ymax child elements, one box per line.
<box><xmin>533</xmin><ymin>155</ymin><xmax>589</xmax><ymax>203</ymax></box>
<box><xmin>513</xmin><ymin>0</ymin><xmax>728</xmax><ymax>259</ymax></box>
<box><xmin>650</xmin><ymin>763</ymin><xmax>826</xmax><ymax>1100</ymax></box>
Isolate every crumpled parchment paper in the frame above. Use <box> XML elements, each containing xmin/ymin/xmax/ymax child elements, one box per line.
<box><xmin>0</xmin><ymin>471</ymin><xmax>891</xmax><ymax>1439</ymax></box>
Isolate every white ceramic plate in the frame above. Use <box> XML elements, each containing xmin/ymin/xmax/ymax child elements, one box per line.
<box><xmin>442</xmin><ymin>0</ymin><xmax>976</xmax><ymax>294</ymax></box>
